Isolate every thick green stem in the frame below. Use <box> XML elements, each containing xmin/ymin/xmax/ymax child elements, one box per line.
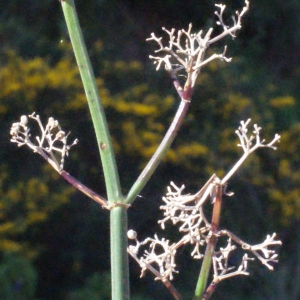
<box><xmin>110</xmin><ymin>207</ymin><xmax>130</xmax><ymax>300</ymax></box>
<box><xmin>61</xmin><ymin>2</ymin><xmax>128</xmax><ymax>299</ymax></box>
<box><xmin>193</xmin><ymin>184</ymin><xmax>223</xmax><ymax>300</ymax></box>
<box><xmin>60</xmin><ymin>0</ymin><xmax>122</xmax><ymax>202</ymax></box>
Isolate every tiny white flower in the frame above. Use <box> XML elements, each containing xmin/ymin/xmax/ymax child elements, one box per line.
<box><xmin>10</xmin><ymin>123</ymin><xmax>20</xmax><ymax>136</ymax></box>
<box><xmin>48</xmin><ymin>117</ymin><xmax>59</xmax><ymax>129</ymax></box>
<box><xmin>127</xmin><ymin>230</ymin><xmax>137</xmax><ymax>239</ymax></box>
<box><xmin>20</xmin><ymin>115</ymin><xmax>28</xmax><ymax>125</ymax></box>
<box><xmin>56</xmin><ymin>130</ymin><xmax>65</xmax><ymax>141</ymax></box>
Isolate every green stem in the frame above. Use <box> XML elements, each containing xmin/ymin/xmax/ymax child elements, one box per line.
<box><xmin>60</xmin><ymin>0</ymin><xmax>122</xmax><ymax>203</ymax></box>
<box><xmin>125</xmin><ymin>98</ymin><xmax>190</xmax><ymax>204</ymax></box>
<box><xmin>60</xmin><ymin>2</ymin><xmax>128</xmax><ymax>299</ymax></box>
<box><xmin>193</xmin><ymin>184</ymin><xmax>223</xmax><ymax>300</ymax></box>
<box><xmin>110</xmin><ymin>207</ymin><xmax>130</xmax><ymax>300</ymax></box>
<box><xmin>125</xmin><ymin>72</ymin><xmax>192</xmax><ymax>205</ymax></box>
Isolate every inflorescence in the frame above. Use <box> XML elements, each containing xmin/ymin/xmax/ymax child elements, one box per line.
<box><xmin>128</xmin><ymin>119</ymin><xmax>281</xmax><ymax>283</ymax></box>
<box><xmin>146</xmin><ymin>1</ymin><xmax>249</xmax><ymax>87</ymax></box>
<box><xmin>10</xmin><ymin>112</ymin><xmax>78</xmax><ymax>172</ymax></box>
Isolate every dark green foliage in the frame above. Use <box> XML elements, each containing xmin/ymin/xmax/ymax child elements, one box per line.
<box><xmin>67</xmin><ymin>272</ymin><xmax>111</xmax><ymax>300</ymax></box>
<box><xmin>0</xmin><ymin>253</ymin><xmax>37</xmax><ymax>300</ymax></box>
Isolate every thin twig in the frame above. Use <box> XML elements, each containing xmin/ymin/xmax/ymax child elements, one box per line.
<box><xmin>125</xmin><ymin>98</ymin><xmax>191</xmax><ymax>205</ymax></box>
<box><xmin>193</xmin><ymin>180</ymin><xmax>223</xmax><ymax>300</ymax></box>
<box><xmin>60</xmin><ymin>170</ymin><xmax>108</xmax><ymax>207</ymax></box>
<box><xmin>202</xmin><ymin>280</ymin><xmax>219</xmax><ymax>300</ymax></box>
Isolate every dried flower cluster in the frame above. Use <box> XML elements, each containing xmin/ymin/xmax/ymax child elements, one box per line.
<box><xmin>146</xmin><ymin>1</ymin><xmax>249</xmax><ymax>87</ymax></box>
<box><xmin>128</xmin><ymin>119</ymin><xmax>281</xmax><ymax>284</ymax></box>
<box><xmin>10</xmin><ymin>113</ymin><xmax>78</xmax><ymax>172</ymax></box>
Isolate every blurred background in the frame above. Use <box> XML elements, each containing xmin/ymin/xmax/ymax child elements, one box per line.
<box><xmin>0</xmin><ymin>0</ymin><xmax>299</xmax><ymax>299</ymax></box>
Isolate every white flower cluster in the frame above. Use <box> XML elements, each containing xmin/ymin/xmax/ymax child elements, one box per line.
<box><xmin>159</xmin><ymin>175</ymin><xmax>219</xmax><ymax>259</ymax></box>
<box><xmin>213</xmin><ymin>231</ymin><xmax>281</xmax><ymax>283</ymax></box>
<box><xmin>222</xmin><ymin>118</ymin><xmax>281</xmax><ymax>184</ymax></box>
<box><xmin>212</xmin><ymin>238</ymin><xmax>252</xmax><ymax>281</ymax></box>
<box><xmin>128</xmin><ymin>119</ymin><xmax>281</xmax><ymax>283</ymax></box>
<box><xmin>128</xmin><ymin>230</ymin><xmax>179</xmax><ymax>281</ymax></box>
<box><xmin>10</xmin><ymin>112</ymin><xmax>78</xmax><ymax>172</ymax></box>
<box><xmin>236</xmin><ymin>119</ymin><xmax>281</xmax><ymax>154</ymax></box>
<box><xmin>146</xmin><ymin>1</ymin><xmax>249</xmax><ymax>87</ymax></box>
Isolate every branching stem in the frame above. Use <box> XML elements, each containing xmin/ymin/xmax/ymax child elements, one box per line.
<box><xmin>125</xmin><ymin>73</ymin><xmax>191</xmax><ymax>205</ymax></box>
<box><xmin>60</xmin><ymin>171</ymin><xmax>108</xmax><ymax>207</ymax></box>
<box><xmin>125</xmin><ymin>99</ymin><xmax>190</xmax><ymax>205</ymax></box>
<box><xmin>193</xmin><ymin>182</ymin><xmax>223</xmax><ymax>300</ymax></box>
<box><xmin>60</xmin><ymin>1</ymin><xmax>128</xmax><ymax>299</ymax></box>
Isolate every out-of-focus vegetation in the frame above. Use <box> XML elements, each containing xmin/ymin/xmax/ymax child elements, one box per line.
<box><xmin>0</xmin><ymin>253</ymin><xmax>37</xmax><ymax>299</ymax></box>
<box><xmin>0</xmin><ymin>0</ymin><xmax>299</xmax><ymax>299</ymax></box>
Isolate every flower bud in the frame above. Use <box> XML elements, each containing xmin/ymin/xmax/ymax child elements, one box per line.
<box><xmin>127</xmin><ymin>230</ymin><xmax>137</xmax><ymax>239</ymax></box>
<box><xmin>20</xmin><ymin>115</ymin><xmax>28</xmax><ymax>125</ymax></box>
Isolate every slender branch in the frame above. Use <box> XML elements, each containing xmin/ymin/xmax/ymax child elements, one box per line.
<box><xmin>170</xmin><ymin>70</ymin><xmax>184</xmax><ymax>99</ymax></box>
<box><xmin>125</xmin><ymin>98</ymin><xmax>190</xmax><ymax>205</ymax></box>
<box><xmin>125</xmin><ymin>69</ymin><xmax>191</xmax><ymax>205</ymax></box>
<box><xmin>60</xmin><ymin>170</ymin><xmax>108</xmax><ymax>207</ymax></box>
<box><xmin>193</xmin><ymin>180</ymin><xmax>223</xmax><ymax>300</ymax></box>
<box><xmin>163</xmin><ymin>280</ymin><xmax>183</xmax><ymax>300</ymax></box>
<box><xmin>202</xmin><ymin>280</ymin><xmax>219</xmax><ymax>300</ymax></box>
